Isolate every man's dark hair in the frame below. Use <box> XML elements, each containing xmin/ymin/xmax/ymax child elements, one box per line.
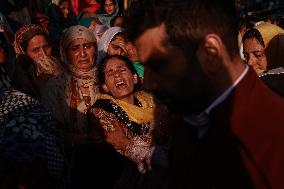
<box><xmin>125</xmin><ymin>0</ymin><xmax>239</xmax><ymax>59</ymax></box>
<box><xmin>242</xmin><ymin>28</ymin><xmax>265</xmax><ymax>47</ymax></box>
<box><xmin>98</xmin><ymin>55</ymin><xmax>143</xmax><ymax>93</ymax></box>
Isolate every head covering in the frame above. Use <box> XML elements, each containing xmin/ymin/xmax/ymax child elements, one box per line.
<box><xmin>60</xmin><ymin>25</ymin><xmax>97</xmax><ymax>64</ymax></box>
<box><xmin>92</xmin><ymin>24</ymin><xmax>108</xmax><ymax>42</ymax></box>
<box><xmin>98</xmin><ymin>0</ymin><xmax>119</xmax><ymax>27</ymax></box>
<box><xmin>14</xmin><ymin>24</ymin><xmax>48</xmax><ymax>56</ymax></box>
<box><xmin>254</xmin><ymin>22</ymin><xmax>284</xmax><ymax>71</ymax></box>
<box><xmin>41</xmin><ymin>25</ymin><xmax>100</xmax><ymax>134</ymax></box>
<box><xmin>97</xmin><ymin>26</ymin><xmax>124</xmax><ymax>64</ymax></box>
<box><xmin>77</xmin><ymin>12</ymin><xmax>100</xmax><ymax>28</ymax></box>
<box><xmin>254</xmin><ymin>22</ymin><xmax>284</xmax><ymax>47</ymax></box>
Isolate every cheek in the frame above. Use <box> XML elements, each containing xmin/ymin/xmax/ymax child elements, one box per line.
<box><xmin>107</xmin><ymin>47</ymin><xmax>116</xmax><ymax>55</ymax></box>
<box><xmin>45</xmin><ymin>47</ymin><xmax>52</xmax><ymax>56</ymax></box>
<box><xmin>67</xmin><ymin>52</ymin><xmax>77</xmax><ymax>65</ymax></box>
<box><xmin>27</xmin><ymin>51</ymin><xmax>37</xmax><ymax>60</ymax></box>
<box><xmin>259</xmin><ymin>57</ymin><xmax>268</xmax><ymax>69</ymax></box>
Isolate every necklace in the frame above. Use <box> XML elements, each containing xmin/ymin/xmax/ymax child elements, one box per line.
<box><xmin>79</xmin><ymin>85</ymin><xmax>91</xmax><ymax>111</ymax></box>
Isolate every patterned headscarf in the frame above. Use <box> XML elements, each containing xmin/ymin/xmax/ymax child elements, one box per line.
<box><xmin>14</xmin><ymin>24</ymin><xmax>48</xmax><ymax>56</ymax></box>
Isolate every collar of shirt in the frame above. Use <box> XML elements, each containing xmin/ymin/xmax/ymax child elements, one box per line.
<box><xmin>184</xmin><ymin>65</ymin><xmax>249</xmax><ymax>138</ymax></box>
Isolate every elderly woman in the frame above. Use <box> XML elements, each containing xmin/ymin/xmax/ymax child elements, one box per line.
<box><xmin>88</xmin><ymin>55</ymin><xmax>170</xmax><ymax>188</ymax></box>
<box><xmin>41</xmin><ymin>25</ymin><xmax>100</xmax><ymax>153</ymax></box>
<box><xmin>12</xmin><ymin>24</ymin><xmax>62</xmax><ymax>99</ymax></box>
<box><xmin>97</xmin><ymin>26</ymin><xmax>144</xmax><ymax>78</ymax></box>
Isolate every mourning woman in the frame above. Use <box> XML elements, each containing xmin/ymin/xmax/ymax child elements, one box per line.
<box><xmin>12</xmin><ymin>24</ymin><xmax>62</xmax><ymax>99</ymax></box>
<box><xmin>41</xmin><ymin>25</ymin><xmax>100</xmax><ymax>156</ymax></box>
<box><xmin>97</xmin><ymin>27</ymin><xmax>144</xmax><ymax>78</ymax></box>
<box><xmin>88</xmin><ymin>55</ymin><xmax>170</xmax><ymax>188</ymax></box>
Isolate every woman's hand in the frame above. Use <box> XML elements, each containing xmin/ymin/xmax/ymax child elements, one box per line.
<box><xmin>126</xmin><ymin>42</ymin><xmax>139</xmax><ymax>62</ymax></box>
<box><xmin>105</xmin><ymin>124</ymin><xmax>130</xmax><ymax>152</ymax></box>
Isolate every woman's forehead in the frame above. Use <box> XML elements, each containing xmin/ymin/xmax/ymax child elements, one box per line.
<box><xmin>68</xmin><ymin>38</ymin><xmax>93</xmax><ymax>46</ymax></box>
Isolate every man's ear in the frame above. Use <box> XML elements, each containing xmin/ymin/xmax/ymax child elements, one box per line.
<box><xmin>197</xmin><ymin>34</ymin><xmax>223</xmax><ymax>73</ymax></box>
<box><xmin>133</xmin><ymin>73</ymin><xmax>138</xmax><ymax>84</ymax></box>
<box><xmin>102</xmin><ymin>84</ymin><xmax>109</xmax><ymax>93</ymax></box>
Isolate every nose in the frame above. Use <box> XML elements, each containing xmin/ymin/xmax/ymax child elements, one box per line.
<box><xmin>247</xmin><ymin>54</ymin><xmax>257</xmax><ymax>66</ymax></box>
<box><xmin>116</xmin><ymin>48</ymin><xmax>123</xmax><ymax>55</ymax></box>
<box><xmin>38</xmin><ymin>48</ymin><xmax>46</xmax><ymax>57</ymax></box>
<box><xmin>79</xmin><ymin>47</ymin><xmax>87</xmax><ymax>57</ymax></box>
<box><xmin>114</xmin><ymin>70</ymin><xmax>121</xmax><ymax>78</ymax></box>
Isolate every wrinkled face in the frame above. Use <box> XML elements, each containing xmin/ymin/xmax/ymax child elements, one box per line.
<box><xmin>107</xmin><ymin>34</ymin><xmax>127</xmax><ymax>56</ymax></box>
<box><xmin>104</xmin><ymin>0</ymin><xmax>115</xmax><ymax>15</ymax></box>
<box><xmin>103</xmin><ymin>57</ymin><xmax>137</xmax><ymax>100</ymax></box>
<box><xmin>243</xmin><ymin>37</ymin><xmax>267</xmax><ymax>74</ymax></box>
<box><xmin>59</xmin><ymin>1</ymin><xmax>70</xmax><ymax>18</ymax></box>
<box><xmin>67</xmin><ymin>38</ymin><xmax>96</xmax><ymax>71</ymax></box>
<box><xmin>134</xmin><ymin>24</ymin><xmax>211</xmax><ymax>113</ymax></box>
<box><xmin>26</xmin><ymin>35</ymin><xmax>52</xmax><ymax>61</ymax></box>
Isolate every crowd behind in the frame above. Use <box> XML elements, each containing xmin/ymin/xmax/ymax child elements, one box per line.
<box><xmin>0</xmin><ymin>0</ymin><xmax>284</xmax><ymax>188</ymax></box>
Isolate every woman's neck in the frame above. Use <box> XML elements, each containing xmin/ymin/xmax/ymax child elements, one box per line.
<box><xmin>118</xmin><ymin>94</ymin><xmax>135</xmax><ymax>104</ymax></box>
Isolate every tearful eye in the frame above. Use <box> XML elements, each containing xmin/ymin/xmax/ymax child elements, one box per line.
<box><xmin>106</xmin><ymin>73</ymin><xmax>113</xmax><ymax>77</ymax></box>
<box><xmin>71</xmin><ymin>46</ymin><xmax>79</xmax><ymax>52</ymax></box>
<box><xmin>33</xmin><ymin>48</ymin><xmax>39</xmax><ymax>53</ymax></box>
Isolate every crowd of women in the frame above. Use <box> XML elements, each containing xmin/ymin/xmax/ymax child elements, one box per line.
<box><xmin>0</xmin><ymin>0</ymin><xmax>284</xmax><ymax>188</ymax></box>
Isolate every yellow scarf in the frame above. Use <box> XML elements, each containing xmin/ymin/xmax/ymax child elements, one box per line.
<box><xmin>99</xmin><ymin>91</ymin><xmax>155</xmax><ymax>125</ymax></box>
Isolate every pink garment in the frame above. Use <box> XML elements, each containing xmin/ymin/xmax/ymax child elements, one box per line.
<box><xmin>71</xmin><ymin>0</ymin><xmax>100</xmax><ymax>15</ymax></box>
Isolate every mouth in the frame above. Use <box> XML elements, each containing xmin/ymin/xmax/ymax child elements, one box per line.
<box><xmin>79</xmin><ymin>60</ymin><xmax>89</xmax><ymax>64</ymax></box>
<box><xmin>115</xmin><ymin>81</ymin><xmax>126</xmax><ymax>88</ymax></box>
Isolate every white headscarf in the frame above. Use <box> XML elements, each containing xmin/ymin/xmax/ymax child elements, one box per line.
<box><xmin>97</xmin><ymin>26</ymin><xmax>124</xmax><ymax>64</ymax></box>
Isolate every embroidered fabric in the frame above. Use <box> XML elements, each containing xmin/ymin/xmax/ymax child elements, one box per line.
<box><xmin>0</xmin><ymin>87</ymin><xmax>64</xmax><ymax>184</ymax></box>
<box><xmin>124</xmin><ymin>136</ymin><xmax>154</xmax><ymax>174</ymax></box>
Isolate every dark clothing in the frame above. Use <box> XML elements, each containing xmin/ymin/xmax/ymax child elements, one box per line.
<box><xmin>170</xmin><ymin>68</ymin><xmax>284</xmax><ymax>189</ymax></box>
<box><xmin>261</xmin><ymin>73</ymin><xmax>284</xmax><ymax>97</ymax></box>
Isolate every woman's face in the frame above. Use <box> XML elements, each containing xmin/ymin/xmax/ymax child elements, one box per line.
<box><xmin>103</xmin><ymin>57</ymin><xmax>137</xmax><ymax>100</ymax></box>
<box><xmin>59</xmin><ymin>0</ymin><xmax>71</xmax><ymax>18</ymax></box>
<box><xmin>67</xmin><ymin>38</ymin><xmax>96</xmax><ymax>71</ymax></box>
<box><xmin>243</xmin><ymin>37</ymin><xmax>267</xmax><ymax>74</ymax></box>
<box><xmin>26</xmin><ymin>34</ymin><xmax>52</xmax><ymax>61</ymax></box>
<box><xmin>104</xmin><ymin>0</ymin><xmax>115</xmax><ymax>15</ymax></box>
<box><xmin>107</xmin><ymin>34</ymin><xmax>127</xmax><ymax>56</ymax></box>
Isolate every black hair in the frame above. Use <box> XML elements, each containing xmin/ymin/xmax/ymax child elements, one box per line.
<box><xmin>242</xmin><ymin>28</ymin><xmax>265</xmax><ymax>47</ymax></box>
<box><xmin>125</xmin><ymin>0</ymin><xmax>239</xmax><ymax>59</ymax></box>
<box><xmin>110</xmin><ymin>15</ymin><xmax>124</xmax><ymax>27</ymax></box>
<box><xmin>98</xmin><ymin>55</ymin><xmax>143</xmax><ymax>93</ymax></box>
